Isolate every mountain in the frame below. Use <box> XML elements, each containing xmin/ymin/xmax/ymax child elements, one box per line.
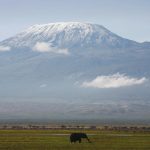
<box><xmin>0</xmin><ymin>22</ymin><xmax>141</xmax><ymax>49</ymax></box>
<box><xmin>0</xmin><ymin>22</ymin><xmax>150</xmax><ymax>122</ymax></box>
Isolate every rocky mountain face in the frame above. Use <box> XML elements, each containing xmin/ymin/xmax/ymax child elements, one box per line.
<box><xmin>0</xmin><ymin>22</ymin><xmax>140</xmax><ymax>49</ymax></box>
<box><xmin>0</xmin><ymin>22</ymin><xmax>150</xmax><ymax>121</ymax></box>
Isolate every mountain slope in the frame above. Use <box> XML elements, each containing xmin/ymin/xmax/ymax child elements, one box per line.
<box><xmin>0</xmin><ymin>22</ymin><xmax>140</xmax><ymax>49</ymax></box>
<box><xmin>0</xmin><ymin>22</ymin><xmax>150</xmax><ymax>121</ymax></box>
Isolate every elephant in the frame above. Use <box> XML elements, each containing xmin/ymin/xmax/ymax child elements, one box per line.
<box><xmin>70</xmin><ymin>133</ymin><xmax>91</xmax><ymax>143</ymax></box>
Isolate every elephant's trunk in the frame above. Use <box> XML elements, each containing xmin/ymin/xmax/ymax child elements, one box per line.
<box><xmin>86</xmin><ymin>137</ymin><xmax>91</xmax><ymax>143</ymax></box>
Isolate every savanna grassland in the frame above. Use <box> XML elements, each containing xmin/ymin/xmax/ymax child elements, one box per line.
<box><xmin>0</xmin><ymin>129</ymin><xmax>150</xmax><ymax>150</ymax></box>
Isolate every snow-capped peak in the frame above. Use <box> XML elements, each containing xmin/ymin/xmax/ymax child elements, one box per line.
<box><xmin>0</xmin><ymin>22</ymin><xmax>137</xmax><ymax>49</ymax></box>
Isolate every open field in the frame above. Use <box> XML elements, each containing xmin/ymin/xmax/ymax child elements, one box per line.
<box><xmin>0</xmin><ymin>130</ymin><xmax>150</xmax><ymax>150</ymax></box>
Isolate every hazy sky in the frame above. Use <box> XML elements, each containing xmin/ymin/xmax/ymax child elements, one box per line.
<box><xmin>0</xmin><ymin>0</ymin><xmax>150</xmax><ymax>42</ymax></box>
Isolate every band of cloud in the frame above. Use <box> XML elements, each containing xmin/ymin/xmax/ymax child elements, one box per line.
<box><xmin>82</xmin><ymin>73</ymin><xmax>147</xmax><ymax>88</ymax></box>
<box><xmin>0</xmin><ymin>45</ymin><xmax>11</xmax><ymax>52</ymax></box>
<box><xmin>32</xmin><ymin>42</ymin><xmax>69</xmax><ymax>55</ymax></box>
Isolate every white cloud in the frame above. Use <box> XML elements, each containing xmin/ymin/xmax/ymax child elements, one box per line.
<box><xmin>56</xmin><ymin>49</ymin><xmax>69</xmax><ymax>55</ymax></box>
<box><xmin>40</xmin><ymin>84</ymin><xmax>47</xmax><ymax>88</ymax></box>
<box><xmin>0</xmin><ymin>45</ymin><xmax>11</xmax><ymax>52</ymax></box>
<box><xmin>32</xmin><ymin>42</ymin><xmax>69</xmax><ymax>55</ymax></box>
<box><xmin>33</xmin><ymin>42</ymin><xmax>50</xmax><ymax>52</ymax></box>
<box><xmin>82</xmin><ymin>73</ymin><xmax>147</xmax><ymax>88</ymax></box>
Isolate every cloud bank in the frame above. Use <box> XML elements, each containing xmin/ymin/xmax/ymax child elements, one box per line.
<box><xmin>32</xmin><ymin>42</ymin><xmax>69</xmax><ymax>55</ymax></box>
<box><xmin>82</xmin><ymin>73</ymin><xmax>147</xmax><ymax>88</ymax></box>
<box><xmin>0</xmin><ymin>45</ymin><xmax>11</xmax><ymax>52</ymax></box>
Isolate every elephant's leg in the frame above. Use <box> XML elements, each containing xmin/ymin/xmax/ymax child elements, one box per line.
<box><xmin>79</xmin><ymin>138</ymin><xmax>81</xmax><ymax>143</ymax></box>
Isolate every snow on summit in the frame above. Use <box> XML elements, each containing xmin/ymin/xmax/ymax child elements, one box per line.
<box><xmin>0</xmin><ymin>22</ymin><xmax>138</xmax><ymax>50</ymax></box>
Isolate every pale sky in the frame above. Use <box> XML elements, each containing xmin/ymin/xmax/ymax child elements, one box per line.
<box><xmin>0</xmin><ymin>0</ymin><xmax>150</xmax><ymax>42</ymax></box>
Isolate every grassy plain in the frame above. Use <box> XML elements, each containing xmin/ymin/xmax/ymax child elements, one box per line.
<box><xmin>0</xmin><ymin>129</ymin><xmax>150</xmax><ymax>150</ymax></box>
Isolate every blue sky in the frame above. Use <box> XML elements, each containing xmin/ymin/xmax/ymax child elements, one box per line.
<box><xmin>0</xmin><ymin>0</ymin><xmax>150</xmax><ymax>42</ymax></box>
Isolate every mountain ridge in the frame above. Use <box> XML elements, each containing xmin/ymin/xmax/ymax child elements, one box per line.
<box><xmin>0</xmin><ymin>22</ymin><xmax>150</xmax><ymax>120</ymax></box>
<box><xmin>0</xmin><ymin>22</ymin><xmax>141</xmax><ymax>50</ymax></box>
